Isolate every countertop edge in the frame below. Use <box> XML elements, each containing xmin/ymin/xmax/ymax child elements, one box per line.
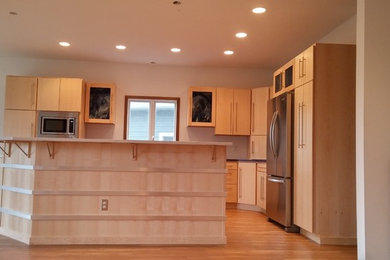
<box><xmin>0</xmin><ymin>137</ymin><xmax>232</xmax><ymax>146</ymax></box>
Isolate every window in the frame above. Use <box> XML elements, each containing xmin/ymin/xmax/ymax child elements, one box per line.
<box><xmin>124</xmin><ymin>96</ymin><xmax>180</xmax><ymax>141</ymax></box>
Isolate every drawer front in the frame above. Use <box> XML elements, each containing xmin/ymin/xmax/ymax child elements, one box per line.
<box><xmin>226</xmin><ymin>168</ymin><xmax>238</xmax><ymax>185</ymax></box>
<box><xmin>226</xmin><ymin>161</ymin><xmax>238</xmax><ymax>170</ymax></box>
<box><xmin>226</xmin><ymin>184</ymin><xmax>238</xmax><ymax>203</ymax></box>
<box><xmin>256</xmin><ymin>162</ymin><xmax>267</xmax><ymax>173</ymax></box>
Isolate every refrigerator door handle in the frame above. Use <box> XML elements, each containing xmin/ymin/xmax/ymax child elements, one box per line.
<box><xmin>273</xmin><ymin>112</ymin><xmax>280</xmax><ymax>157</ymax></box>
<box><xmin>269</xmin><ymin>111</ymin><xmax>277</xmax><ymax>158</ymax></box>
<box><xmin>268</xmin><ymin>177</ymin><xmax>285</xmax><ymax>183</ymax></box>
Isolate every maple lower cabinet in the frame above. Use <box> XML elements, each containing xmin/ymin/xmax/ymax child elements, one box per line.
<box><xmin>37</xmin><ymin>77</ymin><xmax>84</xmax><ymax>112</ymax></box>
<box><xmin>225</xmin><ymin>161</ymin><xmax>238</xmax><ymax>203</ymax></box>
<box><xmin>292</xmin><ymin>43</ymin><xmax>356</xmax><ymax>245</ymax></box>
<box><xmin>215</xmin><ymin>88</ymin><xmax>251</xmax><ymax>136</ymax></box>
<box><xmin>5</xmin><ymin>76</ymin><xmax>37</xmax><ymax>110</ymax></box>
<box><xmin>256</xmin><ymin>162</ymin><xmax>267</xmax><ymax>210</ymax></box>
<box><xmin>237</xmin><ymin>162</ymin><xmax>256</xmax><ymax>205</ymax></box>
<box><xmin>3</xmin><ymin>110</ymin><xmax>36</xmax><ymax>137</ymax></box>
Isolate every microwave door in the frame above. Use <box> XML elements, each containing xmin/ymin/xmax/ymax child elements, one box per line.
<box><xmin>42</xmin><ymin>118</ymin><xmax>67</xmax><ymax>134</ymax></box>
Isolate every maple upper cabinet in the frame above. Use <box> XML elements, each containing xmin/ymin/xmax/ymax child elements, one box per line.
<box><xmin>292</xmin><ymin>43</ymin><xmax>356</xmax><ymax>244</ymax></box>
<box><xmin>59</xmin><ymin>78</ymin><xmax>84</xmax><ymax>112</ymax></box>
<box><xmin>3</xmin><ymin>110</ymin><xmax>36</xmax><ymax>137</ymax></box>
<box><xmin>251</xmin><ymin>87</ymin><xmax>269</xmax><ymax>136</ymax></box>
<box><xmin>37</xmin><ymin>77</ymin><xmax>84</xmax><ymax>112</ymax></box>
<box><xmin>5</xmin><ymin>76</ymin><xmax>37</xmax><ymax>110</ymax></box>
<box><xmin>249</xmin><ymin>87</ymin><xmax>269</xmax><ymax>160</ymax></box>
<box><xmin>272</xmin><ymin>59</ymin><xmax>294</xmax><ymax>98</ymax></box>
<box><xmin>215</xmin><ymin>88</ymin><xmax>251</xmax><ymax>136</ymax></box>
<box><xmin>294</xmin><ymin>45</ymin><xmax>314</xmax><ymax>87</ymax></box>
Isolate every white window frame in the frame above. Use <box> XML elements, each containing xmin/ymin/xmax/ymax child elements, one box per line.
<box><xmin>124</xmin><ymin>96</ymin><xmax>180</xmax><ymax>141</ymax></box>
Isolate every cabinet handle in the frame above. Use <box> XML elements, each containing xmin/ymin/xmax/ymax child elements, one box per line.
<box><xmin>299</xmin><ymin>58</ymin><xmax>303</xmax><ymax>78</ymax></box>
<box><xmin>251</xmin><ymin>103</ymin><xmax>255</xmax><ymax>133</ymax></box>
<box><xmin>230</xmin><ymin>102</ymin><xmax>234</xmax><ymax>134</ymax></box>
<box><xmin>260</xmin><ymin>176</ymin><xmax>264</xmax><ymax>201</ymax></box>
<box><xmin>301</xmin><ymin>103</ymin><xmax>305</xmax><ymax>147</ymax></box>
<box><xmin>251</xmin><ymin>141</ymin><xmax>254</xmax><ymax>154</ymax></box>
<box><xmin>235</xmin><ymin>103</ymin><xmax>238</xmax><ymax>133</ymax></box>
<box><xmin>239</xmin><ymin>168</ymin><xmax>242</xmax><ymax>198</ymax></box>
<box><xmin>298</xmin><ymin>103</ymin><xmax>302</xmax><ymax>148</ymax></box>
<box><xmin>302</xmin><ymin>57</ymin><xmax>306</xmax><ymax>77</ymax></box>
<box><xmin>31</xmin><ymin>123</ymin><xmax>34</xmax><ymax>137</ymax></box>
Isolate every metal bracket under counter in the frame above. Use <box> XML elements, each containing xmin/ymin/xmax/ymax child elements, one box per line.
<box><xmin>0</xmin><ymin>141</ymin><xmax>32</xmax><ymax>158</ymax></box>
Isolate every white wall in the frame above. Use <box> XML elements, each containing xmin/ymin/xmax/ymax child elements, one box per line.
<box><xmin>356</xmin><ymin>0</ymin><xmax>390</xmax><ymax>259</ymax></box>
<box><xmin>319</xmin><ymin>15</ymin><xmax>357</xmax><ymax>44</ymax></box>
<box><xmin>0</xmin><ymin>57</ymin><xmax>273</xmax><ymax>159</ymax></box>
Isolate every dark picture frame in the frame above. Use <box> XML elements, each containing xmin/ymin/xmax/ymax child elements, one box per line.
<box><xmin>187</xmin><ymin>87</ymin><xmax>216</xmax><ymax>127</ymax></box>
<box><xmin>85</xmin><ymin>82</ymin><xmax>115</xmax><ymax>124</ymax></box>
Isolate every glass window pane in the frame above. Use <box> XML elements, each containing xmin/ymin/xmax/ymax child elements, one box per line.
<box><xmin>154</xmin><ymin>102</ymin><xmax>176</xmax><ymax>141</ymax></box>
<box><xmin>128</xmin><ymin>101</ymin><xmax>150</xmax><ymax>140</ymax></box>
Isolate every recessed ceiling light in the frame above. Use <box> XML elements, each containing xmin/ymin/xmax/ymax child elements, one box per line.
<box><xmin>59</xmin><ymin>41</ymin><xmax>70</xmax><ymax>47</ymax></box>
<box><xmin>224</xmin><ymin>50</ymin><xmax>234</xmax><ymax>55</ymax></box>
<box><xmin>252</xmin><ymin>7</ymin><xmax>266</xmax><ymax>14</ymax></box>
<box><xmin>235</xmin><ymin>32</ymin><xmax>247</xmax><ymax>38</ymax></box>
<box><xmin>116</xmin><ymin>45</ymin><xmax>126</xmax><ymax>50</ymax></box>
<box><xmin>171</xmin><ymin>48</ymin><xmax>181</xmax><ymax>53</ymax></box>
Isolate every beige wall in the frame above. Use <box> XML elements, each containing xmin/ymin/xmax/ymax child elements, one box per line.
<box><xmin>0</xmin><ymin>57</ymin><xmax>273</xmax><ymax>159</ymax></box>
<box><xmin>356</xmin><ymin>0</ymin><xmax>390</xmax><ymax>259</ymax></box>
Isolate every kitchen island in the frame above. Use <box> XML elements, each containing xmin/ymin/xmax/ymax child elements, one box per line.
<box><xmin>0</xmin><ymin>137</ymin><xmax>230</xmax><ymax>245</ymax></box>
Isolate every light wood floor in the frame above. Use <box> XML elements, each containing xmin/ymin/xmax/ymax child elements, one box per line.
<box><xmin>0</xmin><ymin>209</ymin><xmax>357</xmax><ymax>259</ymax></box>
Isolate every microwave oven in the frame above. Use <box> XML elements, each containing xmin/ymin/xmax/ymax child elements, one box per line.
<box><xmin>37</xmin><ymin>111</ymin><xmax>79</xmax><ymax>138</ymax></box>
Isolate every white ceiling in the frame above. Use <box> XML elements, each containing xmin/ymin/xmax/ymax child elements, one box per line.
<box><xmin>0</xmin><ymin>0</ymin><xmax>356</xmax><ymax>69</ymax></box>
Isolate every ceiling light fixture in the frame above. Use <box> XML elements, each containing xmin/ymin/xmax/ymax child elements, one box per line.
<box><xmin>235</xmin><ymin>32</ymin><xmax>247</xmax><ymax>38</ymax></box>
<box><xmin>171</xmin><ymin>48</ymin><xmax>181</xmax><ymax>53</ymax></box>
<box><xmin>59</xmin><ymin>41</ymin><xmax>70</xmax><ymax>47</ymax></box>
<box><xmin>224</xmin><ymin>50</ymin><xmax>234</xmax><ymax>55</ymax></box>
<box><xmin>252</xmin><ymin>7</ymin><xmax>266</xmax><ymax>14</ymax></box>
<box><xmin>9</xmin><ymin>11</ymin><xmax>18</xmax><ymax>15</ymax></box>
<box><xmin>116</xmin><ymin>45</ymin><xmax>126</xmax><ymax>50</ymax></box>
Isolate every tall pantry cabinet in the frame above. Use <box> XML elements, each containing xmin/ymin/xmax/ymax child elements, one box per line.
<box><xmin>293</xmin><ymin>43</ymin><xmax>356</xmax><ymax>244</ymax></box>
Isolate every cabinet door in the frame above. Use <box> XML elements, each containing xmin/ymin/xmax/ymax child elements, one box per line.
<box><xmin>215</xmin><ymin>88</ymin><xmax>234</xmax><ymax>135</ymax></box>
<box><xmin>237</xmin><ymin>162</ymin><xmax>256</xmax><ymax>205</ymax></box>
<box><xmin>295</xmin><ymin>45</ymin><xmax>314</xmax><ymax>87</ymax></box>
<box><xmin>251</xmin><ymin>87</ymin><xmax>269</xmax><ymax>135</ymax></box>
<box><xmin>3</xmin><ymin>110</ymin><xmax>36</xmax><ymax>137</ymax></box>
<box><xmin>5</xmin><ymin>76</ymin><xmax>37</xmax><ymax>110</ymax></box>
<box><xmin>59</xmin><ymin>78</ymin><xmax>83</xmax><ymax>112</ymax></box>
<box><xmin>233</xmin><ymin>89</ymin><xmax>251</xmax><ymax>135</ymax></box>
<box><xmin>37</xmin><ymin>78</ymin><xmax>60</xmax><ymax>111</ymax></box>
<box><xmin>249</xmin><ymin>135</ymin><xmax>267</xmax><ymax>160</ymax></box>
<box><xmin>226</xmin><ymin>161</ymin><xmax>238</xmax><ymax>203</ymax></box>
<box><xmin>256</xmin><ymin>164</ymin><xmax>267</xmax><ymax>210</ymax></box>
<box><xmin>294</xmin><ymin>81</ymin><xmax>313</xmax><ymax>232</ymax></box>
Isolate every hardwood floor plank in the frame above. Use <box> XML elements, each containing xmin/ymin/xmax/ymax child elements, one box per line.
<box><xmin>0</xmin><ymin>209</ymin><xmax>357</xmax><ymax>259</ymax></box>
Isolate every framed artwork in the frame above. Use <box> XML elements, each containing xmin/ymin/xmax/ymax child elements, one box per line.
<box><xmin>187</xmin><ymin>87</ymin><xmax>216</xmax><ymax>127</ymax></box>
<box><xmin>85</xmin><ymin>82</ymin><xmax>115</xmax><ymax>124</ymax></box>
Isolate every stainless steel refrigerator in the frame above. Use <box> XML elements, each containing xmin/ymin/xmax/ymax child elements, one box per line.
<box><xmin>266</xmin><ymin>92</ymin><xmax>298</xmax><ymax>232</ymax></box>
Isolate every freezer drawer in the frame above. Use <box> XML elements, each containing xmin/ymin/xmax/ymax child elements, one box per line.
<box><xmin>266</xmin><ymin>176</ymin><xmax>292</xmax><ymax>228</ymax></box>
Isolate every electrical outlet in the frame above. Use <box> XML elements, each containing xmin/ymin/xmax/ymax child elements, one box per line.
<box><xmin>101</xmin><ymin>199</ymin><xmax>108</xmax><ymax>211</ymax></box>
